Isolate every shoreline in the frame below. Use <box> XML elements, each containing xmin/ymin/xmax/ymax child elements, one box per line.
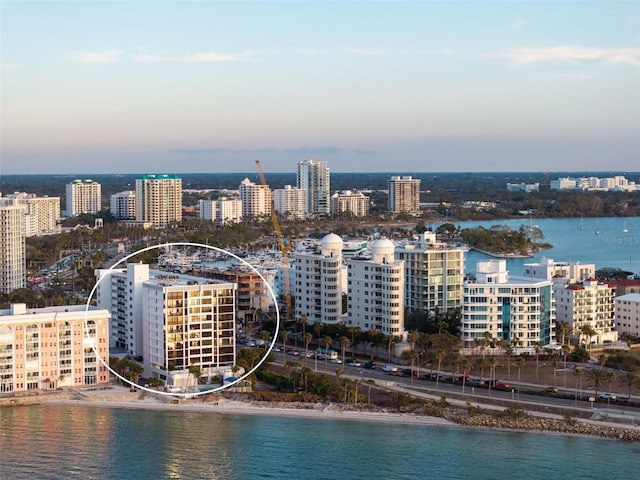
<box><xmin>19</xmin><ymin>386</ymin><xmax>640</xmax><ymax>443</ymax></box>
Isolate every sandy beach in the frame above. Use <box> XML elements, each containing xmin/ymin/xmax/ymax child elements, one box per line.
<box><xmin>43</xmin><ymin>385</ymin><xmax>457</xmax><ymax>428</ymax></box>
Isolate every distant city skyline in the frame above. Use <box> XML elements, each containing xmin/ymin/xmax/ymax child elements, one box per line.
<box><xmin>1</xmin><ymin>1</ymin><xmax>639</xmax><ymax>175</ymax></box>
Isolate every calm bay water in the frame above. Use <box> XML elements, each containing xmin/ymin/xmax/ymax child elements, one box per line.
<box><xmin>457</xmin><ymin>216</ymin><xmax>640</xmax><ymax>276</ymax></box>
<box><xmin>1</xmin><ymin>404</ymin><xmax>639</xmax><ymax>480</ymax></box>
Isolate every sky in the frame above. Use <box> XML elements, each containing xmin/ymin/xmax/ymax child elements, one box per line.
<box><xmin>1</xmin><ymin>1</ymin><xmax>639</xmax><ymax>175</ymax></box>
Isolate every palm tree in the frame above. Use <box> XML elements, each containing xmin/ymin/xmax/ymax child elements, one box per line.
<box><xmin>573</xmin><ymin>367</ymin><xmax>584</xmax><ymax>404</ymax></box>
<box><xmin>188</xmin><ymin>364</ymin><xmax>202</xmax><ymax>392</ymax></box>
<box><xmin>580</xmin><ymin>324</ymin><xmax>597</xmax><ymax>352</ymax></box>
<box><xmin>487</xmin><ymin>357</ymin><xmax>498</xmax><ymax>394</ymax></box>
<box><xmin>619</xmin><ymin>371</ymin><xmax>638</xmax><ymax>399</ymax></box>
<box><xmin>475</xmin><ymin>357</ymin><xmax>487</xmax><ymax>386</ymax></box>
<box><xmin>458</xmin><ymin>357</ymin><xmax>471</xmax><ymax>394</ymax></box>
<box><xmin>605</xmin><ymin>371</ymin><xmax>617</xmax><ymax>395</ymax></box>
<box><xmin>261</xmin><ymin>329</ymin><xmax>271</xmax><ymax>348</ymax></box>
<box><xmin>323</xmin><ymin>335</ymin><xmax>333</xmax><ymax>371</ymax></box>
<box><xmin>586</xmin><ymin>368</ymin><xmax>607</xmax><ymax>399</ymax></box>
<box><xmin>303</xmin><ymin>332</ymin><xmax>313</xmax><ymax>364</ymax></box>
<box><xmin>550</xmin><ymin>351</ymin><xmax>561</xmax><ymax>388</ymax></box>
<box><xmin>402</xmin><ymin>349</ymin><xmax>418</xmax><ymax>385</ymax></box>
<box><xmin>434</xmin><ymin>349</ymin><xmax>446</xmax><ymax>391</ymax></box>
<box><xmin>387</xmin><ymin>335</ymin><xmax>398</xmax><ymax>363</ymax></box>
<box><xmin>504</xmin><ymin>342</ymin><xmax>514</xmax><ymax>381</ymax></box>
<box><xmin>280</xmin><ymin>330</ymin><xmax>289</xmax><ymax>363</ymax></box>
<box><xmin>366</xmin><ymin>379</ymin><xmax>375</xmax><ymax>405</ymax></box>
<box><xmin>515</xmin><ymin>356</ymin><xmax>525</xmax><ymax>404</ymax></box>
<box><xmin>340</xmin><ymin>336</ymin><xmax>350</xmax><ymax>365</ymax></box>
<box><xmin>561</xmin><ymin>343</ymin><xmax>571</xmax><ymax>388</ymax></box>
<box><xmin>534</xmin><ymin>341</ymin><xmax>544</xmax><ymax>384</ymax></box>
<box><xmin>299</xmin><ymin>313</ymin><xmax>308</xmax><ymax>340</ymax></box>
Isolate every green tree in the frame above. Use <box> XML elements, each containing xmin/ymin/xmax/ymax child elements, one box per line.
<box><xmin>586</xmin><ymin>368</ymin><xmax>607</xmax><ymax>398</ymax></box>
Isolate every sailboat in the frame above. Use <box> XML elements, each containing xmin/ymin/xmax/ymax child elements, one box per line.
<box><xmin>577</xmin><ymin>216</ymin><xmax>584</xmax><ymax>230</ymax></box>
<box><xmin>623</xmin><ymin>220</ymin><xmax>629</xmax><ymax>233</ymax></box>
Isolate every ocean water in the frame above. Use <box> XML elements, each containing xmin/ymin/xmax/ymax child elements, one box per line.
<box><xmin>1</xmin><ymin>404</ymin><xmax>639</xmax><ymax>480</ymax></box>
<box><xmin>456</xmin><ymin>216</ymin><xmax>640</xmax><ymax>275</ymax></box>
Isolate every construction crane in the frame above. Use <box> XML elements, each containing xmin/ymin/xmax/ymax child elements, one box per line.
<box><xmin>255</xmin><ymin>160</ymin><xmax>292</xmax><ymax>319</ymax></box>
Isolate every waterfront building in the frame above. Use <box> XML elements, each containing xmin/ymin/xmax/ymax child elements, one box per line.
<box><xmin>330</xmin><ymin>190</ymin><xmax>370</xmax><ymax>217</ymax></box>
<box><xmin>65</xmin><ymin>179</ymin><xmax>102</xmax><ymax>216</ymax></box>
<box><xmin>0</xmin><ymin>303</ymin><xmax>110</xmax><ymax>392</ymax></box>
<box><xmin>273</xmin><ymin>185</ymin><xmax>307</xmax><ymax>219</ymax></box>
<box><xmin>523</xmin><ymin>257</ymin><xmax>595</xmax><ymax>283</ymax></box>
<box><xmin>142</xmin><ymin>275</ymin><xmax>236</xmax><ymax>386</ymax></box>
<box><xmin>96</xmin><ymin>263</ymin><xmax>150</xmax><ymax>357</ymax></box>
<box><xmin>135</xmin><ymin>174</ymin><xmax>182</xmax><ymax>228</ymax></box>
<box><xmin>199</xmin><ymin>197</ymin><xmax>243</xmax><ymax>226</ymax></box>
<box><xmin>293</xmin><ymin>233</ymin><xmax>344</xmax><ymax>325</ymax></box>
<box><xmin>555</xmin><ymin>279</ymin><xmax>618</xmax><ymax>346</ymax></box>
<box><xmin>2</xmin><ymin>192</ymin><xmax>61</xmax><ymax>236</ymax></box>
<box><xmin>297</xmin><ymin>160</ymin><xmax>330</xmax><ymax>216</ymax></box>
<box><xmin>346</xmin><ymin>239</ymin><xmax>405</xmax><ymax>339</ymax></box>
<box><xmin>615</xmin><ymin>293</ymin><xmax>640</xmax><ymax>337</ymax></box>
<box><xmin>606</xmin><ymin>279</ymin><xmax>640</xmax><ymax>297</ymax></box>
<box><xmin>387</xmin><ymin>175</ymin><xmax>421</xmax><ymax>215</ymax></box>
<box><xmin>0</xmin><ymin>203</ymin><xmax>26</xmax><ymax>293</ymax></box>
<box><xmin>395</xmin><ymin>232</ymin><xmax>466</xmax><ymax>315</ymax></box>
<box><xmin>239</xmin><ymin>178</ymin><xmax>271</xmax><ymax>218</ymax></box>
<box><xmin>461</xmin><ymin>260</ymin><xmax>555</xmax><ymax>354</ymax></box>
<box><xmin>110</xmin><ymin>191</ymin><xmax>136</xmax><ymax>220</ymax></box>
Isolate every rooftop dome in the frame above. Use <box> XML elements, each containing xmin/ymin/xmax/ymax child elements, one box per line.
<box><xmin>371</xmin><ymin>238</ymin><xmax>395</xmax><ymax>256</ymax></box>
<box><xmin>321</xmin><ymin>233</ymin><xmax>343</xmax><ymax>248</ymax></box>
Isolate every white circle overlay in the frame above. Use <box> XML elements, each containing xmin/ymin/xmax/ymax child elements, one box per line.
<box><xmin>85</xmin><ymin>242</ymin><xmax>281</xmax><ymax>398</ymax></box>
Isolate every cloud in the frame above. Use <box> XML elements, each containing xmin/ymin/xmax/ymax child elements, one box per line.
<box><xmin>1</xmin><ymin>63</ymin><xmax>21</xmax><ymax>70</ymax></box>
<box><xmin>496</xmin><ymin>46</ymin><xmax>640</xmax><ymax>66</ymax></box>
<box><xmin>133</xmin><ymin>50</ymin><xmax>255</xmax><ymax>63</ymax></box>
<box><xmin>342</xmin><ymin>48</ymin><xmax>387</xmax><ymax>56</ymax></box>
<box><xmin>171</xmin><ymin>146</ymin><xmax>376</xmax><ymax>156</ymax></box>
<box><xmin>512</xmin><ymin>18</ymin><xmax>527</xmax><ymax>28</ymax></box>
<box><xmin>65</xmin><ymin>49</ymin><xmax>123</xmax><ymax>63</ymax></box>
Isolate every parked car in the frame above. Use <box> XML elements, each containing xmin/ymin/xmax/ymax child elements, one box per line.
<box><xmin>545</xmin><ymin>386</ymin><xmax>559</xmax><ymax>393</ymax></box>
<box><xmin>599</xmin><ymin>393</ymin><xmax>617</xmax><ymax>401</ymax></box>
<box><xmin>364</xmin><ymin>361</ymin><xmax>377</xmax><ymax>369</ymax></box>
<box><xmin>494</xmin><ymin>382</ymin><xmax>511</xmax><ymax>390</ymax></box>
<box><xmin>402</xmin><ymin>368</ymin><xmax>419</xmax><ymax>378</ymax></box>
<box><xmin>617</xmin><ymin>396</ymin><xmax>630</xmax><ymax>404</ymax></box>
<box><xmin>286</xmin><ymin>348</ymin><xmax>300</xmax><ymax>356</ymax></box>
<box><xmin>382</xmin><ymin>364</ymin><xmax>398</xmax><ymax>372</ymax></box>
<box><xmin>347</xmin><ymin>360</ymin><xmax>362</xmax><ymax>367</ymax></box>
<box><xmin>330</xmin><ymin>358</ymin><xmax>342</xmax><ymax>364</ymax></box>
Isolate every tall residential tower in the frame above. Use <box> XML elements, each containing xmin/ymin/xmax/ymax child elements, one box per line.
<box><xmin>297</xmin><ymin>160</ymin><xmax>330</xmax><ymax>216</ymax></box>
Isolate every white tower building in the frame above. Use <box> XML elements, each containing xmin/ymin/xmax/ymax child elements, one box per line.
<box><xmin>297</xmin><ymin>160</ymin><xmax>330</xmax><ymax>216</ymax></box>
<box><xmin>135</xmin><ymin>174</ymin><xmax>182</xmax><ymax>228</ymax></box>
<box><xmin>65</xmin><ymin>179</ymin><xmax>102</xmax><ymax>216</ymax></box>
<box><xmin>0</xmin><ymin>203</ymin><xmax>26</xmax><ymax>293</ymax></box>
<box><xmin>239</xmin><ymin>178</ymin><xmax>271</xmax><ymax>218</ymax></box>
<box><xmin>273</xmin><ymin>185</ymin><xmax>307</xmax><ymax>219</ymax></box>
<box><xmin>347</xmin><ymin>239</ymin><xmax>405</xmax><ymax>339</ymax></box>
<box><xmin>330</xmin><ymin>191</ymin><xmax>370</xmax><ymax>217</ymax></box>
<box><xmin>294</xmin><ymin>233</ymin><xmax>344</xmax><ymax>325</ymax></box>
<box><xmin>388</xmin><ymin>175</ymin><xmax>420</xmax><ymax>215</ymax></box>
<box><xmin>199</xmin><ymin>198</ymin><xmax>243</xmax><ymax>226</ymax></box>
<box><xmin>110</xmin><ymin>191</ymin><xmax>136</xmax><ymax>220</ymax></box>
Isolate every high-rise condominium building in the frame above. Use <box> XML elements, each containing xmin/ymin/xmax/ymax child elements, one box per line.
<box><xmin>0</xmin><ymin>203</ymin><xmax>26</xmax><ymax>293</ymax></box>
<box><xmin>615</xmin><ymin>293</ymin><xmax>640</xmax><ymax>337</ymax></box>
<box><xmin>523</xmin><ymin>257</ymin><xmax>595</xmax><ymax>283</ymax></box>
<box><xmin>199</xmin><ymin>197</ymin><xmax>243</xmax><ymax>226</ymax></box>
<box><xmin>297</xmin><ymin>160</ymin><xmax>330</xmax><ymax>216</ymax></box>
<box><xmin>135</xmin><ymin>174</ymin><xmax>182</xmax><ymax>228</ymax></box>
<box><xmin>273</xmin><ymin>185</ymin><xmax>307</xmax><ymax>219</ymax></box>
<box><xmin>0</xmin><ymin>303</ymin><xmax>110</xmax><ymax>393</ymax></box>
<box><xmin>294</xmin><ymin>233</ymin><xmax>344</xmax><ymax>325</ymax></box>
<box><xmin>65</xmin><ymin>179</ymin><xmax>102</xmax><ymax>216</ymax></box>
<box><xmin>347</xmin><ymin>239</ymin><xmax>405</xmax><ymax>339</ymax></box>
<box><xmin>330</xmin><ymin>191</ymin><xmax>370</xmax><ymax>217</ymax></box>
<box><xmin>239</xmin><ymin>178</ymin><xmax>271</xmax><ymax>217</ymax></box>
<box><xmin>461</xmin><ymin>260</ymin><xmax>555</xmax><ymax>354</ymax></box>
<box><xmin>110</xmin><ymin>191</ymin><xmax>136</xmax><ymax>220</ymax></box>
<box><xmin>388</xmin><ymin>175</ymin><xmax>421</xmax><ymax>215</ymax></box>
<box><xmin>3</xmin><ymin>192</ymin><xmax>61</xmax><ymax>236</ymax></box>
<box><xmin>395</xmin><ymin>232</ymin><xmax>466</xmax><ymax>315</ymax></box>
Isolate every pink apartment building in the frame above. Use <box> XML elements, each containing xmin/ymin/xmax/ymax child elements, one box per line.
<box><xmin>0</xmin><ymin>303</ymin><xmax>110</xmax><ymax>393</ymax></box>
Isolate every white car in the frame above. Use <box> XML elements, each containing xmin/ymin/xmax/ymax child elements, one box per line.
<box><xmin>347</xmin><ymin>360</ymin><xmax>362</xmax><ymax>367</ymax></box>
<box><xmin>382</xmin><ymin>364</ymin><xmax>397</xmax><ymax>372</ymax></box>
<box><xmin>330</xmin><ymin>358</ymin><xmax>342</xmax><ymax>364</ymax></box>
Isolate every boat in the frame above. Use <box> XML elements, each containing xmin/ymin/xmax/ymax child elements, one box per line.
<box><xmin>595</xmin><ymin>227</ymin><xmax>600</xmax><ymax>235</ymax></box>
<box><xmin>577</xmin><ymin>216</ymin><xmax>584</xmax><ymax>230</ymax></box>
<box><xmin>623</xmin><ymin>220</ymin><xmax>629</xmax><ymax>233</ymax></box>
